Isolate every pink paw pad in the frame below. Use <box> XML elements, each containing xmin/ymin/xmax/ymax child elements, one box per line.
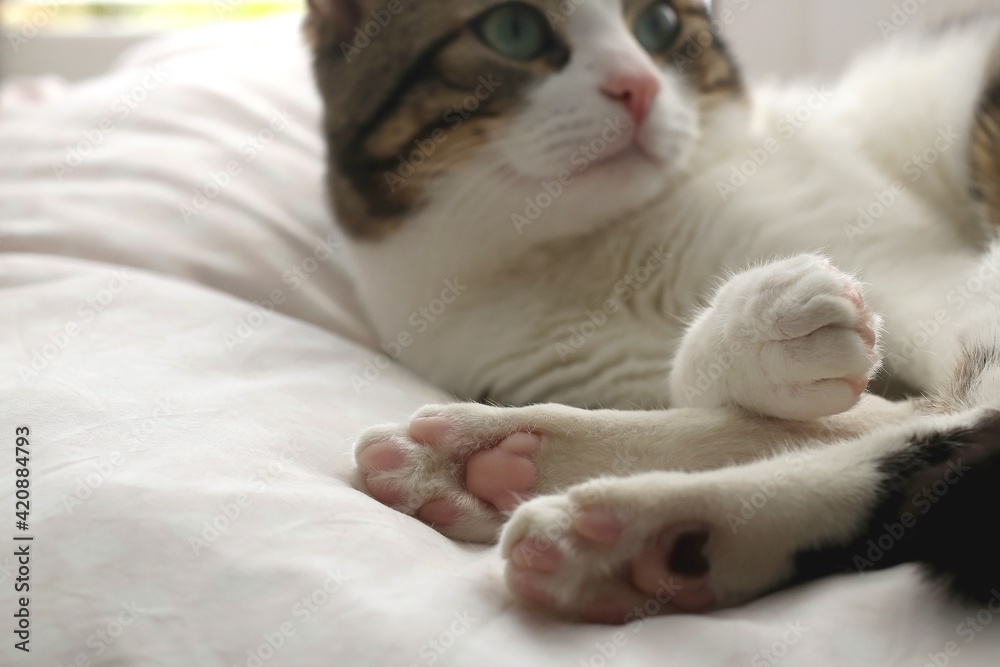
<box><xmin>358</xmin><ymin>442</ymin><xmax>408</xmax><ymax>505</ymax></box>
<box><xmin>357</xmin><ymin>441</ymin><xmax>407</xmax><ymax>472</ymax></box>
<box><xmin>360</xmin><ymin>417</ymin><xmax>543</xmax><ymax>527</ymax></box>
<box><xmin>631</xmin><ymin>524</ymin><xmax>716</xmax><ymax>612</ymax></box>
<box><xmin>847</xmin><ymin>293</ymin><xmax>878</xmax><ymax>351</ymax></box>
<box><xmin>465</xmin><ymin>432</ymin><xmax>541</xmax><ymax>512</ymax></box>
<box><xmin>508</xmin><ymin>569</ymin><xmax>559</xmax><ymax>607</ymax></box>
<box><xmin>573</xmin><ymin>508</ymin><xmax>625</xmax><ymax>545</ymax></box>
<box><xmin>365</xmin><ymin>476</ymin><xmax>406</xmax><ymax>506</ymax></box>
<box><xmin>416</xmin><ymin>498</ymin><xmax>462</xmax><ymax>527</ymax></box>
<box><xmin>839</xmin><ymin>283</ymin><xmax>878</xmax><ymax>397</ymax></box>
<box><xmin>510</xmin><ymin>537</ymin><xmax>563</xmax><ymax>573</ymax></box>
<box><xmin>509</xmin><ymin>513</ymin><xmax>718</xmax><ymax>622</ymax></box>
<box><xmin>580</xmin><ymin>599</ymin><xmax>631</xmax><ymax>625</ymax></box>
<box><xmin>409</xmin><ymin>417</ymin><xmax>453</xmax><ymax>446</ymax></box>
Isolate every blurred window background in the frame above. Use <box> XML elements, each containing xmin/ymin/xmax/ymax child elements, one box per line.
<box><xmin>1</xmin><ymin>0</ymin><xmax>998</xmax><ymax>83</ymax></box>
<box><xmin>0</xmin><ymin>0</ymin><xmax>303</xmax><ymax>80</ymax></box>
<box><xmin>714</xmin><ymin>0</ymin><xmax>1000</xmax><ymax>82</ymax></box>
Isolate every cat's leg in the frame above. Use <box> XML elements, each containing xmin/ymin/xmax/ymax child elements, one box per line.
<box><xmin>354</xmin><ymin>396</ymin><xmax>915</xmax><ymax>542</ymax></box>
<box><xmin>668</xmin><ymin>253</ymin><xmax>883</xmax><ymax>420</ymax></box>
<box><xmin>500</xmin><ymin>408</ymin><xmax>1000</xmax><ymax>623</ymax></box>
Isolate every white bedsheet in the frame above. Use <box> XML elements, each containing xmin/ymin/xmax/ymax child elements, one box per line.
<box><xmin>1</xmin><ymin>16</ymin><xmax>999</xmax><ymax>667</ymax></box>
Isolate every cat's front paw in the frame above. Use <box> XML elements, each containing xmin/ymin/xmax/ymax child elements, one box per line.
<box><xmin>500</xmin><ymin>472</ymin><xmax>795</xmax><ymax>623</ymax></box>
<box><xmin>355</xmin><ymin>403</ymin><xmax>547</xmax><ymax>543</ymax></box>
<box><xmin>669</xmin><ymin>254</ymin><xmax>882</xmax><ymax>420</ymax></box>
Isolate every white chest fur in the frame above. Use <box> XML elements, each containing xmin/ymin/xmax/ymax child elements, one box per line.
<box><xmin>341</xmin><ymin>21</ymin><xmax>1000</xmax><ymax>408</ymax></box>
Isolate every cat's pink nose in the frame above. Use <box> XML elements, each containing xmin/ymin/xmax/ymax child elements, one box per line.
<box><xmin>601</xmin><ymin>73</ymin><xmax>661</xmax><ymax>127</ymax></box>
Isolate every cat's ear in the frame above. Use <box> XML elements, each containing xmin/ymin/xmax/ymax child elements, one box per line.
<box><xmin>307</xmin><ymin>0</ymin><xmax>361</xmax><ymax>42</ymax></box>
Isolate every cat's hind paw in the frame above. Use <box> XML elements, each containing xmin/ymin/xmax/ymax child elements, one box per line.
<box><xmin>499</xmin><ymin>471</ymin><xmax>801</xmax><ymax>623</ymax></box>
<box><xmin>355</xmin><ymin>403</ymin><xmax>545</xmax><ymax>543</ymax></box>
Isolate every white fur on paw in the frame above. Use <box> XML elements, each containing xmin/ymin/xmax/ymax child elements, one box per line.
<box><xmin>354</xmin><ymin>403</ymin><xmax>543</xmax><ymax>543</ymax></box>
<box><xmin>669</xmin><ymin>254</ymin><xmax>883</xmax><ymax>420</ymax></box>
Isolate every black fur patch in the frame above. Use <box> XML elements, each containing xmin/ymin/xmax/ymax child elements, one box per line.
<box><xmin>787</xmin><ymin>412</ymin><xmax>1000</xmax><ymax>602</ymax></box>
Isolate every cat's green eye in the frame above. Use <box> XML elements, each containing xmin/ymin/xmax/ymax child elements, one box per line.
<box><xmin>635</xmin><ymin>1</ymin><xmax>682</xmax><ymax>55</ymax></box>
<box><xmin>476</xmin><ymin>2</ymin><xmax>552</xmax><ymax>62</ymax></box>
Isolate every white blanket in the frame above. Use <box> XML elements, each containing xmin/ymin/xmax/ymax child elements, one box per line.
<box><xmin>2</xmin><ymin>16</ymin><xmax>999</xmax><ymax>667</ymax></box>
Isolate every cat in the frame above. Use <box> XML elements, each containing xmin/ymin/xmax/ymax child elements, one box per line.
<box><xmin>307</xmin><ymin>0</ymin><xmax>1000</xmax><ymax>623</ymax></box>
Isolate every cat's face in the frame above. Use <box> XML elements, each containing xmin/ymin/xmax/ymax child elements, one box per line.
<box><xmin>308</xmin><ymin>0</ymin><xmax>742</xmax><ymax>240</ymax></box>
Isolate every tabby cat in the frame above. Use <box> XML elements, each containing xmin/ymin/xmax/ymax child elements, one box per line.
<box><xmin>308</xmin><ymin>0</ymin><xmax>1000</xmax><ymax>623</ymax></box>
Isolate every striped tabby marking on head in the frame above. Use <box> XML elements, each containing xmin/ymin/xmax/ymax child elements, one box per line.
<box><xmin>627</xmin><ymin>0</ymin><xmax>744</xmax><ymax>106</ymax></box>
<box><xmin>310</xmin><ymin>0</ymin><xmax>571</xmax><ymax>240</ymax></box>
<box><xmin>309</xmin><ymin>0</ymin><xmax>744</xmax><ymax>240</ymax></box>
<box><xmin>971</xmin><ymin>75</ymin><xmax>1000</xmax><ymax>227</ymax></box>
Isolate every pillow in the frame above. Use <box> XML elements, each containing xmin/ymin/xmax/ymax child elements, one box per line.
<box><xmin>0</xmin><ymin>14</ymin><xmax>373</xmax><ymax>347</ymax></box>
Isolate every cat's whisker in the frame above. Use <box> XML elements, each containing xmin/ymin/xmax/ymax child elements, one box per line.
<box><xmin>433</xmin><ymin>158</ymin><xmax>519</xmax><ymax>222</ymax></box>
<box><xmin>455</xmin><ymin>172</ymin><xmax>525</xmax><ymax>222</ymax></box>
